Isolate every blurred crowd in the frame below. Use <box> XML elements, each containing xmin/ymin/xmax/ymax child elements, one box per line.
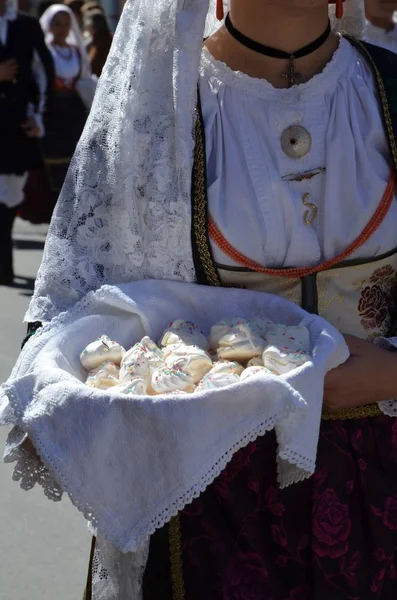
<box><xmin>0</xmin><ymin>0</ymin><xmax>113</xmax><ymax>285</ymax></box>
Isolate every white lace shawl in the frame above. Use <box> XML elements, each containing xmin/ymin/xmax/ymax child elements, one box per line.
<box><xmin>26</xmin><ymin>0</ymin><xmax>366</xmax><ymax>325</ymax></box>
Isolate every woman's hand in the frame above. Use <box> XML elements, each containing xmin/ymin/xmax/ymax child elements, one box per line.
<box><xmin>21</xmin><ymin>117</ymin><xmax>40</xmax><ymax>138</ymax></box>
<box><xmin>0</xmin><ymin>59</ymin><xmax>18</xmax><ymax>82</ymax></box>
<box><xmin>324</xmin><ymin>334</ymin><xmax>397</xmax><ymax>412</ymax></box>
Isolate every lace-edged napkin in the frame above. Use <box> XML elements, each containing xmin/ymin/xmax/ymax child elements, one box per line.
<box><xmin>0</xmin><ymin>280</ymin><xmax>348</xmax><ymax>553</ymax></box>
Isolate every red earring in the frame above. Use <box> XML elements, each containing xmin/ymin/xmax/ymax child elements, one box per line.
<box><xmin>216</xmin><ymin>0</ymin><xmax>224</xmax><ymax>21</ymax></box>
<box><xmin>335</xmin><ymin>0</ymin><xmax>343</xmax><ymax>19</ymax></box>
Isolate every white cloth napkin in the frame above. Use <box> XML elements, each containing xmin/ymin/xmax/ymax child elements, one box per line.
<box><xmin>0</xmin><ymin>280</ymin><xmax>348</xmax><ymax>553</ymax></box>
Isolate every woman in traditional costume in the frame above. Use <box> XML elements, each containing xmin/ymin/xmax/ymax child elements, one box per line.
<box><xmin>21</xmin><ymin>4</ymin><xmax>95</xmax><ymax>224</ymax></box>
<box><xmin>3</xmin><ymin>0</ymin><xmax>397</xmax><ymax>598</ymax></box>
<box><xmin>21</xmin><ymin>4</ymin><xmax>91</xmax><ymax>224</ymax></box>
<box><xmin>39</xmin><ymin>4</ymin><xmax>90</xmax><ymax>199</ymax></box>
<box><xmin>0</xmin><ymin>0</ymin><xmax>54</xmax><ymax>284</ymax></box>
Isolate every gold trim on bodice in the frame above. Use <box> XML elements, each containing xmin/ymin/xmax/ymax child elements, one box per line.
<box><xmin>169</xmin><ymin>516</ymin><xmax>186</xmax><ymax>600</ymax></box>
<box><xmin>191</xmin><ymin>104</ymin><xmax>221</xmax><ymax>287</ymax></box>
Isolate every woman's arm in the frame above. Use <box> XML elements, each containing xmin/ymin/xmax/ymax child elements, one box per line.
<box><xmin>324</xmin><ymin>335</ymin><xmax>397</xmax><ymax>412</ymax></box>
<box><xmin>30</xmin><ymin>17</ymin><xmax>55</xmax><ymax>119</ymax></box>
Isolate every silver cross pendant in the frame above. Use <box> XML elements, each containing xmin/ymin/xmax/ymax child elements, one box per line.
<box><xmin>282</xmin><ymin>55</ymin><xmax>302</xmax><ymax>87</ymax></box>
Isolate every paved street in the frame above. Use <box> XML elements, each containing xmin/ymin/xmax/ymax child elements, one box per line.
<box><xmin>0</xmin><ymin>219</ymin><xmax>90</xmax><ymax>600</ymax></box>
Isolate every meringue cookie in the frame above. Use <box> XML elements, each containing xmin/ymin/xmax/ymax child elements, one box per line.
<box><xmin>240</xmin><ymin>366</ymin><xmax>272</xmax><ymax>382</ymax></box>
<box><xmin>250</xmin><ymin>316</ymin><xmax>274</xmax><ymax>338</ymax></box>
<box><xmin>217</xmin><ymin>323</ymin><xmax>267</xmax><ymax>361</ymax></box>
<box><xmin>109</xmin><ymin>378</ymin><xmax>148</xmax><ymax>396</ymax></box>
<box><xmin>86</xmin><ymin>363</ymin><xmax>120</xmax><ymax>390</ymax></box>
<box><xmin>164</xmin><ymin>344</ymin><xmax>213</xmax><ymax>383</ymax></box>
<box><xmin>264</xmin><ymin>325</ymin><xmax>311</xmax><ymax>354</ymax></box>
<box><xmin>210</xmin><ymin>360</ymin><xmax>244</xmax><ymax>376</ymax></box>
<box><xmin>151</xmin><ymin>364</ymin><xmax>196</xmax><ymax>394</ymax></box>
<box><xmin>246</xmin><ymin>356</ymin><xmax>264</xmax><ymax>368</ymax></box>
<box><xmin>80</xmin><ymin>335</ymin><xmax>126</xmax><ymax>371</ymax></box>
<box><xmin>209</xmin><ymin>317</ymin><xmax>247</xmax><ymax>351</ymax></box>
<box><xmin>196</xmin><ymin>371</ymin><xmax>240</xmax><ymax>391</ymax></box>
<box><xmin>263</xmin><ymin>347</ymin><xmax>310</xmax><ymax>376</ymax></box>
<box><xmin>92</xmin><ymin>361</ymin><xmax>120</xmax><ymax>376</ymax></box>
<box><xmin>120</xmin><ymin>337</ymin><xmax>165</xmax><ymax>388</ymax></box>
<box><xmin>159</xmin><ymin>320</ymin><xmax>208</xmax><ymax>350</ymax></box>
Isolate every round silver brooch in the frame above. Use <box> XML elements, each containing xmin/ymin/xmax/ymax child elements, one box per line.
<box><xmin>281</xmin><ymin>125</ymin><xmax>312</xmax><ymax>159</ymax></box>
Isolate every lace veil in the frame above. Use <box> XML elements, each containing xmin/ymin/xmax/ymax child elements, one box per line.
<box><xmin>26</xmin><ymin>0</ymin><xmax>365</xmax><ymax>325</ymax></box>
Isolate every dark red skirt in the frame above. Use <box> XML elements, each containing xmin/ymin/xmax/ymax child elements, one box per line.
<box><xmin>140</xmin><ymin>413</ymin><xmax>397</xmax><ymax>599</ymax></box>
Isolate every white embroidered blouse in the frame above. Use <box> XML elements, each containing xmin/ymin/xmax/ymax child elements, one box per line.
<box><xmin>199</xmin><ymin>37</ymin><xmax>397</xmax><ymax>269</ymax></box>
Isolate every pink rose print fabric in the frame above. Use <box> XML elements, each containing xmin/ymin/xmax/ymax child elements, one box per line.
<box><xmin>358</xmin><ymin>265</ymin><xmax>397</xmax><ymax>334</ymax></box>
<box><xmin>144</xmin><ymin>415</ymin><xmax>397</xmax><ymax>599</ymax></box>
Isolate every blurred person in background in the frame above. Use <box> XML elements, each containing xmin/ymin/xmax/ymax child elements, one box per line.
<box><xmin>63</xmin><ymin>0</ymin><xmax>83</xmax><ymax>29</ymax></box>
<box><xmin>0</xmin><ymin>0</ymin><xmax>54</xmax><ymax>285</ymax></box>
<box><xmin>84</xmin><ymin>8</ymin><xmax>111</xmax><ymax>77</ymax></box>
<box><xmin>365</xmin><ymin>0</ymin><xmax>397</xmax><ymax>50</ymax></box>
<box><xmin>34</xmin><ymin>5</ymin><xmax>92</xmax><ymax>211</ymax></box>
<box><xmin>81</xmin><ymin>3</ymin><xmax>104</xmax><ymax>50</ymax></box>
<box><xmin>22</xmin><ymin>4</ymin><xmax>94</xmax><ymax>224</ymax></box>
<box><xmin>81</xmin><ymin>1</ymin><xmax>104</xmax><ymax>16</ymax></box>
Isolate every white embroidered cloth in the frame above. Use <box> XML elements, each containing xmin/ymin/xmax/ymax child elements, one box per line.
<box><xmin>0</xmin><ymin>280</ymin><xmax>348</xmax><ymax>553</ymax></box>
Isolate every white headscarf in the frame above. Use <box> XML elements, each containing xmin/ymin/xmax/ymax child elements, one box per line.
<box><xmin>39</xmin><ymin>4</ymin><xmax>91</xmax><ymax>80</ymax></box>
<box><xmin>26</xmin><ymin>0</ymin><xmax>365</xmax><ymax>324</ymax></box>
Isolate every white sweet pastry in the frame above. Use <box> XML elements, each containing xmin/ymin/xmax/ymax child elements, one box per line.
<box><xmin>263</xmin><ymin>347</ymin><xmax>311</xmax><ymax>376</ymax></box>
<box><xmin>217</xmin><ymin>323</ymin><xmax>267</xmax><ymax>361</ymax></box>
<box><xmin>92</xmin><ymin>361</ymin><xmax>119</xmax><ymax>376</ymax></box>
<box><xmin>264</xmin><ymin>324</ymin><xmax>311</xmax><ymax>353</ymax></box>
<box><xmin>209</xmin><ymin>317</ymin><xmax>247</xmax><ymax>351</ymax></box>
<box><xmin>80</xmin><ymin>335</ymin><xmax>126</xmax><ymax>371</ymax></box>
<box><xmin>109</xmin><ymin>378</ymin><xmax>148</xmax><ymax>396</ymax></box>
<box><xmin>196</xmin><ymin>371</ymin><xmax>240</xmax><ymax>391</ymax></box>
<box><xmin>246</xmin><ymin>356</ymin><xmax>264</xmax><ymax>368</ymax></box>
<box><xmin>164</xmin><ymin>344</ymin><xmax>213</xmax><ymax>384</ymax></box>
<box><xmin>240</xmin><ymin>366</ymin><xmax>272</xmax><ymax>382</ymax></box>
<box><xmin>161</xmin><ymin>343</ymin><xmax>181</xmax><ymax>358</ymax></box>
<box><xmin>250</xmin><ymin>316</ymin><xmax>274</xmax><ymax>337</ymax></box>
<box><xmin>120</xmin><ymin>337</ymin><xmax>165</xmax><ymax>389</ymax></box>
<box><xmin>159</xmin><ymin>320</ymin><xmax>208</xmax><ymax>350</ymax></box>
<box><xmin>262</xmin><ymin>324</ymin><xmax>311</xmax><ymax>375</ymax></box>
<box><xmin>86</xmin><ymin>362</ymin><xmax>120</xmax><ymax>390</ymax></box>
<box><xmin>151</xmin><ymin>364</ymin><xmax>196</xmax><ymax>394</ymax></box>
<box><xmin>210</xmin><ymin>360</ymin><xmax>244</xmax><ymax>376</ymax></box>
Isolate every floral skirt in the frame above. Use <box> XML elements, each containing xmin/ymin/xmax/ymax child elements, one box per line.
<box><xmin>140</xmin><ymin>414</ymin><xmax>397</xmax><ymax>600</ymax></box>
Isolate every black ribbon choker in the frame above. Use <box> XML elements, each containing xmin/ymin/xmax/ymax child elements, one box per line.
<box><xmin>224</xmin><ymin>13</ymin><xmax>332</xmax><ymax>86</ymax></box>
